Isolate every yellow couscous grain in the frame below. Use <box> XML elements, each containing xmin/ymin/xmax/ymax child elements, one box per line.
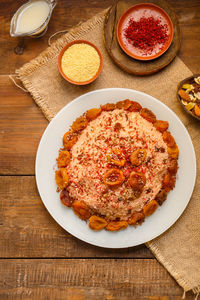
<box><xmin>61</xmin><ymin>43</ymin><xmax>100</xmax><ymax>82</ymax></box>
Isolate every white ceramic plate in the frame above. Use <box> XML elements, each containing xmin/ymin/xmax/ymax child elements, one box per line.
<box><xmin>36</xmin><ymin>88</ymin><xmax>196</xmax><ymax>248</ymax></box>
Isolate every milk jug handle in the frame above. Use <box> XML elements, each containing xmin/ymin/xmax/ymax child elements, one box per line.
<box><xmin>49</xmin><ymin>0</ymin><xmax>57</xmax><ymax>9</ymax></box>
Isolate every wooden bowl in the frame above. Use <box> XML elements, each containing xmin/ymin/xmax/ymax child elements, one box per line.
<box><xmin>177</xmin><ymin>74</ymin><xmax>200</xmax><ymax>121</ymax></box>
<box><xmin>117</xmin><ymin>3</ymin><xmax>174</xmax><ymax>61</ymax></box>
<box><xmin>58</xmin><ymin>40</ymin><xmax>103</xmax><ymax>85</ymax></box>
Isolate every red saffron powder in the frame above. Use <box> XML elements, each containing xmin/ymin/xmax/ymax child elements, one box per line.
<box><xmin>124</xmin><ymin>16</ymin><xmax>169</xmax><ymax>54</ymax></box>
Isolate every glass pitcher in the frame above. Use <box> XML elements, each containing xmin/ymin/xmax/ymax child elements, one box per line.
<box><xmin>10</xmin><ymin>0</ymin><xmax>57</xmax><ymax>38</ymax></box>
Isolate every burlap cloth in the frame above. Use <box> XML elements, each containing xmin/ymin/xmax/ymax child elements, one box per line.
<box><xmin>16</xmin><ymin>9</ymin><xmax>200</xmax><ymax>295</ymax></box>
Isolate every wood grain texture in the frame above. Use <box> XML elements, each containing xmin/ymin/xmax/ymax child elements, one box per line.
<box><xmin>0</xmin><ymin>76</ymin><xmax>47</xmax><ymax>175</ymax></box>
<box><xmin>0</xmin><ymin>176</ymin><xmax>152</xmax><ymax>258</ymax></box>
<box><xmin>0</xmin><ymin>0</ymin><xmax>113</xmax><ymax>74</ymax></box>
<box><xmin>0</xmin><ymin>0</ymin><xmax>200</xmax><ymax>298</ymax></box>
<box><xmin>1</xmin><ymin>74</ymin><xmax>199</xmax><ymax>176</ymax></box>
<box><xmin>171</xmin><ymin>0</ymin><xmax>200</xmax><ymax>74</ymax></box>
<box><xmin>0</xmin><ymin>259</ymin><xmax>194</xmax><ymax>299</ymax></box>
<box><xmin>104</xmin><ymin>0</ymin><xmax>181</xmax><ymax>75</ymax></box>
<box><xmin>0</xmin><ymin>0</ymin><xmax>200</xmax><ymax>74</ymax></box>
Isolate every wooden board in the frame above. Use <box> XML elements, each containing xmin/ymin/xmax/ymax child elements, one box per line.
<box><xmin>0</xmin><ymin>0</ymin><xmax>200</xmax><ymax>298</ymax></box>
<box><xmin>0</xmin><ymin>175</ymin><xmax>152</xmax><ymax>258</ymax></box>
<box><xmin>0</xmin><ymin>76</ymin><xmax>47</xmax><ymax>175</ymax></box>
<box><xmin>1</xmin><ymin>76</ymin><xmax>199</xmax><ymax>176</ymax></box>
<box><xmin>0</xmin><ymin>0</ymin><xmax>199</xmax><ymax>75</ymax></box>
<box><xmin>0</xmin><ymin>0</ymin><xmax>112</xmax><ymax>75</ymax></box>
<box><xmin>104</xmin><ymin>0</ymin><xmax>181</xmax><ymax>75</ymax></box>
<box><xmin>0</xmin><ymin>259</ymin><xmax>194</xmax><ymax>299</ymax></box>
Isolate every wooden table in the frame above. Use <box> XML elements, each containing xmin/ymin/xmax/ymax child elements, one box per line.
<box><xmin>0</xmin><ymin>0</ymin><xmax>199</xmax><ymax>299</ymax></box>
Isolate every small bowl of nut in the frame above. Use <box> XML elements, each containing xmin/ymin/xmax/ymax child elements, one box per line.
<box><xmin>177</xmin><ymin>74</ymin><xmax>200</xmax><ymax>120</ymax></box>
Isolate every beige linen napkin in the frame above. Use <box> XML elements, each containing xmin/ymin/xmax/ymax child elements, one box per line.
<box><xmin>16</xmin><ymin>9</ymin><xmax>200</xmax><ymax>295</ymax></box>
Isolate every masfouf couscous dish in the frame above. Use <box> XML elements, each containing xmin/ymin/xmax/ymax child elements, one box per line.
<box><xmin>55</xmin><ymin>99</ymin><xmax>179</xmax><ymax>231</ymax></box>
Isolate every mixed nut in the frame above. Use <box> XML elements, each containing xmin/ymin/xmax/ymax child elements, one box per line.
<box><xmin>178</xmin><ymin>76</ymin><xmax>200</xmax><ymax>119</ymax></box>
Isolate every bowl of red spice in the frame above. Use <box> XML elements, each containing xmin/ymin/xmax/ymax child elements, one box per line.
<box><xmin>117</xmin><ymin>3</ymin><xmax>174</xmax><ymax>61</ymax></box>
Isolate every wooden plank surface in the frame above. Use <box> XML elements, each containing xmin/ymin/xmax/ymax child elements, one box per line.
<box><xmin>0</xmin><ymin>259</ymin><xmax>194</xmax><ymax>299</ymax></box>
<box><xmin>0</xmin><ymin>176</ymin><xmax>152</xmax><ymax>258</ymax></box>
<box><xmin>0</xmin><ymin>0</ymin><xmax>200</xmax><ymax>298</ymax></box>
<box><xmin>0</xmin><ymin>76</ymin><xmax>47</xmax><ymax>175</ymax></box>
<box><xmin>0</xmin><ymin>0</ymin><xmax>113</xmax><ymax>74</ymax></box>
<box><xmin>0</xmin><ymin>75</ymin><xmax>199</xmax><ymax>175</ymax></box>
<box><xmin>0</xmin><ymin>0</ymin><xmax>200</xmax><ymax>74</ymax></box>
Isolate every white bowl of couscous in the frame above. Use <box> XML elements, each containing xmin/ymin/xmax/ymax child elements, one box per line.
<box><xmin>58</xmin><ymin>40</ymin><xmax>103</xmax><ymax>85</ymax></box>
